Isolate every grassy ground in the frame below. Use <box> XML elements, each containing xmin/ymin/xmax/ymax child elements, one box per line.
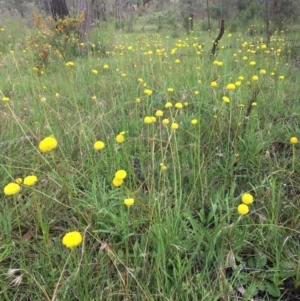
<box><xmin>1</xmin><ymin>15</ymin><xmax>300</xmax><ymax>301</ymax></box>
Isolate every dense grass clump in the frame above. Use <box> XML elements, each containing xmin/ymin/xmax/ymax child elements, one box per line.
<box><xmin>1</xmin><ymin>17</ymin><xmax>300</xmax><ymax>301</ymax></box>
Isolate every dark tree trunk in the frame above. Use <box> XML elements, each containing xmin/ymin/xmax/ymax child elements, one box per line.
<box><xmin>143</xmin><ymin>0</ymin><xmax>151</xmax><ymax>7</ymax></box>
<box><xmin>77</xmin><ymin>0</ymin><xmax>93</xmax><ymax>42</ymax></box>
<box><xmin>206</xmin><ymin>0</ymin><xmax>211</xmax><ymax>35</ymax></box>
<box><xmin>49</xmin><ymin>0</ymin><xmax>69</xmax><ymax>20</ymax></box>
<box><xmin>190</xmin><ymin>14</ymin><xmax>194</xmax><ymax>32</ymax></box>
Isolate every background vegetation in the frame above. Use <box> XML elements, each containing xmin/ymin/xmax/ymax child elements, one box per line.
<box><xmin>1</xmin><ymin>0</ymin><xmax>300</xmax><ymax>300</ymax></box>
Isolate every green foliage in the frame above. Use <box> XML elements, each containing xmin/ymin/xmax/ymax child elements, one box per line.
<box><xmin>1</xmin><ymin>16</ymin><xmax>300</xmax><ymax>301</ymax></box>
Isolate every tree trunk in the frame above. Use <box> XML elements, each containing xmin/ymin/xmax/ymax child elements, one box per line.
<box><xmin>77</xmin><ymin>0</ymin><xmax>93</xmax><ymax>42</ymax></box>
<box><xmin>206</xmin><ymin>0</ymin><xmax>211</xmax><ymax>35</ymax></box>
<box><xmin>48</xmin><ymin>0</ymin><xmax>69</xmax><ymax>20</ymax></box>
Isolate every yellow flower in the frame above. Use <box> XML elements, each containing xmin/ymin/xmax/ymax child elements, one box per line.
<box><xmin>238</xmin><ymin>76</ymin><xmax>244</xmax><ymax>81</ymax></box>
<box><xmin>40</xmin><ymin>97</ymin><xmax>46</xmax><ymax>103</ymax></box>
<box><xmin>191</xmin><ymin>119</ymin><xmax>198</xmax><ymax>124</ymax></box>
<box><xmin>55</xmin><ymin>93</ymin><xmax>60</xmax><ymax>98</ymax></box>
<box><xmin>217</xmin><ymin>61</ymin><xmax>223</xmax><ymax>66</ymax></box>
<box><xmin>237</xmin><ymin>204</ymin><xmax>249</xmax><ymax>215</ymax></box>
<box><xmin>290</xmin><ymin>137</ymin><xmax>298</xmax><ymax>144</ymax></box>
<box><xmin>23</xmin><ymin>175</ymin><xmax>38</xmax><ymax>186</ymax></box>
<box><xmin>167</xmin><ymin>88</ymin><xmax>174</xmax><ymax>92</ymax></box>
<box><xmin>259</xmin><ymin>69</ymin><xmax>266</xmax><ymax>75</ymax></box>
<box><xmin>121</xmin><ymin>73</ymin><xmax>127</xmax><ymax>77</ymax></box>
<box><xmin>252</xmin><ymin>102</ymin><xmax>257</xmax><ymax>106</ymax></box>
<box><xmin>252</xmin><ymin>75</ymin><xmax>259</xmax><ymax>81</ymax></box>
<box><xmin>155</xmin><ymin>110</ymin><xmax>163</xmax><ymax>117</ymax></box>
<box><xmin>162</xmin><ymin>118</ymin><xmax>169</xmax><ymax>125</ymax></box>
<box><xmin>136</xmin><ymin>98</ymin><xmax>141</xmax><ymax>103</ymax></box>
<box><xmin>103</xmin><ymin>64</ymin><xmax>109</xmax><ymax>69</ymax></box>
<box><xmin>249</xmin><ymin>61</ymin><xmax>256</xmax><ymax>66</ymax></box>
<box><xmin>65</xmin><ymin>61</ymin><xmax>74</xmax><ymax>67</ymax></box>
<box><xmin>112</xmin><ymin>177</ymin><xmax>123</xmax><ymax>187</ymax></box>
<box><xmin>175</xmin><ymin>59</ymin><xmax>180</xmax><ymax>64</ymax></box>
<box><xmin>39</xmin><ymin>136</ymin><xmax>58</xmax><ymax>152</ymax></box>
<box><xmin>151</xmin><ymin>116</ymin><xmax>157</xmax><ymax>123</ymax></box>
<box><xmin>165</xmin><ymin>102</ymin><xmax>172</xmax><ymax>108</ymax></box>
<box><xmin>144</xmin><ymin>116</ymin><xmax>153</xmax><ymax>124</ymax></box>
<box><xmin>175</xmin><ymin>102</ymin><xmax>183</xmax><ymax>109</ymax></box>
<box><xmin>15</xmin><ymin>178</ymin><xmax>22</xmax><ymax>184</ymax></box>
<box><xmin>210</xmin><ymin>81</ymin><xmax>217</xmax><ymax>87</ymax></box>
<box><xmin>92</xmin><ymin>69</ymin><xmax>98</xmax><ymax>74</ymax></box>
<box><xmin>222</xmin><ymin>96</ymin><xmax>230</xmax><ymax>103</ymax></box>
<box><xmin>94</xmin><ymin>140</ymin><xmax>105</xmax><ymax>150</ymax></box>
<box><xmin>4</xmin><ymin>182</ymin><xmax>21</xmax><ymax>196</ymax></box>
<box><xmin>242</xmin><ymin>193</ymin><xmax>254</xmax><ymax>205</ymax></box>
<box><xmin>194</xmin><ymin>90</ymin><xmax>199</xmax><ymax>95</ymax></box>
<box><xmin>2</xmin><ymin>96</ymin><xmax>10</xmax><ymax>101</ymax></box>
<box><xmin>144</xmin><ymin>89</ymin><xmax>153</xmax><ymax>96</ymax></box>
<box><xmin>124</xmin><ymin>198</ymin><xmax>134</xmax><ymax>206</ymax></box>
<box><xmin>116</xmin><ymin>134</ymin><xmax>125</xmax><ymax>143</ymax></box>
<box><xmin>279</xmin><ymin>75</ymin><xmax>284</xmax><ymax>80</ymax></box>
<box><xmin>62</xmin><ymin>231</ymin><xmax>82</xmax><ymax>248</ymax></box>
<box><xmin>171</xmin><ymin>123</ymin><xmax>179</xmax><ymax>130</ymax></box>
<box><xmin>115</xmin><ymin>170</ymin><xmax>127</xmax><ymax>179</ymax></box>
<box><xmin>226</xmin><ymin>83</ymin><xmax>235</xmax><ymax>90</ymax></box>
<box><xmin>242</xmin><ymin>56</ymin><xmax>248</xmax><ymax>61</ymax></box>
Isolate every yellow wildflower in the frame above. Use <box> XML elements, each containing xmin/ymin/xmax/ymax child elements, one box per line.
<box><xmin>94</xmin><ymin>141</ymin><xmax>105</xmax><ymax>150</ymax></box>
<box><xmin>23</xmin><ymin>175</ymin><xmax>38</xmax><ymax>186</ymax></box>
<box><xmin>4</xmin><ymin>183</ymin><xmax>21</xmax><ymax>196</ymax></box>
<box><xmin>62</xmin><ymin>231</ymin><xmax>82</xmax><ymax>248</ymax></box>
<box><xmin>39</xmin><ymin>136</ymin><xmax>58</xmax><ymax>152</ymax></box>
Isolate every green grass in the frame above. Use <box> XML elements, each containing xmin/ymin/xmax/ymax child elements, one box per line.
<box><xmin>1</xmin><ymin>16</ymin><xmax>300</xmax><ymax>301</ymax></box>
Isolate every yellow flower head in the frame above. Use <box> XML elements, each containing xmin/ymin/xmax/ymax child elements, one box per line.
<box><xmin>238</xmin><ymin>76</ymin><xmax>244</xmax><ymax>81</ymax></box>
<box><xmin>124</xmin><ymin>198</ymin><xmax>134</xmax><ymax>207</ymax></box>
<box><xmin>210</xmin><ymin>81</ymin><xmax>217</xmax><ymax>87</ymax></box>
<box><xmin>136</xmin><ymin>98</ymin><xmax>141</xmax><ymax>103</ymax></box>
<box><xmin>144</xmin><ymin>116</ymin><xmax>153</xmax><ymax>124</ymax></box>
<box><xmin>279</xmin><ymin>75</ymin><xmax>284</xmax><ymax>80</ymax></box>
<box><xmin>191</xmin><ymin>119</ymin><xmax>198</xmax><ymax>125</ymax></box>
<box><xmin>242</xmin><ymin>193</ymin><xmax>254</xmax><ymax>205</ymax></box>
<box><xmin>252</xmin><ymin>75</ymin><xmax>259</xmax><ymax>81</ymax></box>
<box><xmin>144</xmin><ymin>89</ymin><xmax>153</xmax><ymax>96</ymax></box>
<box><xmin>155</xmin><ymin>110</ymin><xmax>163</xmax><ymax>117</ymax></box>
<box><xmin>151</xmin><ymin>116</ymin><xmax>157</xmax><ymax>123</ymax></box>
<box><xmin>103</xmin><ymin>64</ymin><xmax>109</xmax><ymax>69</ymax></box>
<box><xmin>175</xmin><ymin>102</ymin><xmax>183</xmax><ymax>109</ymax></box>
<box><xmin>2</xmin><ymin>96</ymin><xmax>10</xmax><ymax>102</ymax></box>
<box><xmin>242</xmin><ymin>56</ymin><xmax>248</xmax><ymax>61</ymax></box>
<box><xmin>112</xmin><ymin>177</ymin><xmax>123</xmax><ymax>187</ymax></box>
<box><xmin>162</xmin><ymin>118</ymin><xmax>169</xmax><ymax>125</ymax></box>
<box><xmin>226</xmin><ymin>83</ymin><xmax>236</xmax><ymax>90</ymax></box>
<box><xmin>259</xmin><ymin>69</ymin><xmax>266</xmax><ymax>75</ymax></box>
<box><xmin>167</xmin><ymin>88</ymin><xmax>174</xmax><ymax>93</ymax></box>
<box><xmin>62</xmin><ymin>231</ymin><xmax>82</xmax><ymax>248</ymax></box>
<box><xmin>94</xmin><ymin>140</ymin><xmax>105</xmax><ymax>150</ymax></box>
<box><xmin>165</xmin><ymin>102</ymin><xmax>172</xmax><ymax>108</ymax></box>
<box><xmin>92</xmin><ymin>69</ymin><xmax>98</xmax><ymax>74</ymax></box>
<box><xmin>171</xmin><ymin>123</ymin><xmax>179</xmax><ymax>130</ymax></box>
<box><xmin>175</xmin><ymin>59</ymin><xmax>180</xmax><ymax>64</ymax></box>
<box><xmin>65</xmin><ymin>61</ymin><xmax>74</xmax><ymax>67</ymax></box>
<box><xmin>116</xmin><ymin>134</ymin><xmax>125</xmax><ymax>143</ymax></box>
<box><xmin>23</xmin><ymin>175</ymin><xmax>38</xmax><ymax>186</ymax></box>
<box><xmin>249</xmin><ymin>61</ymin><xmax>256</xmax><ymax>66</ymax></box>
<box><xmin>290</xmin><ymin>137</ymin><xmax>298</xmax><ymax>144</ymax></box>
<box><xmin>15</xmin><ymin>178</ymin><xmax>22</xmax><ymax>184</ymax></box>
<box><xmin>55</xmin><ymin>93</ymin><xmax>60</xmax><ymax>98</ymax></box>
<box><xmin>4</xmin><ymin>182</ymin><xmax>21</xmax><ymax>196</ymax></box>
<box><xmin>222</xmin><ymin>96</ymin><xmax>230</xmax><ymax>103</ymax></box>
<box><xmin>115</xmin><ymin>170</ymin><xmax>127</xmax><ymax>180</ymax></box>
<box><xmin>237</xmin><ymin>204</ymin><xmax>249</xmax><ymax>215</ymax></box>
<box><xmin>39</xmin><ymin>136</ymin><xmax>58</xmax><ymax>153</ymax></box>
